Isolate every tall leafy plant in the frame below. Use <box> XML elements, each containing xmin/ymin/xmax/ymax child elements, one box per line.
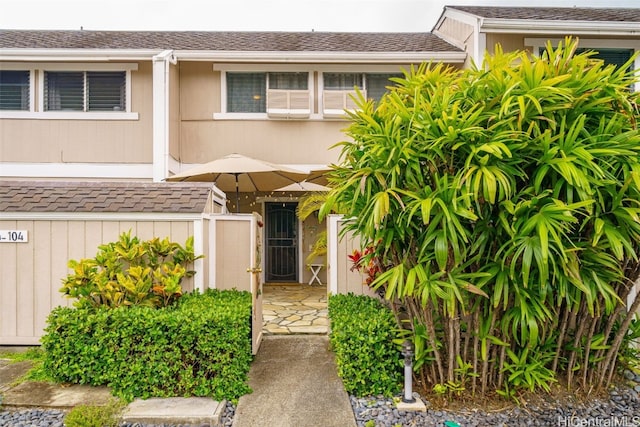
<box><xmin>322</xmin><ymin>38</ymin><xmax>640</xmax><ymax>396</ymax></box>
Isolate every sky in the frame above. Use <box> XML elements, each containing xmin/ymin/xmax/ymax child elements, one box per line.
<box><xmin>0</xmin><ymin>0</ymin><xmax>639</xmax><ymax>33</ymax></box>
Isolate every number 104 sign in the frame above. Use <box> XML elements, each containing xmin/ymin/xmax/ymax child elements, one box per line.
<box><xmin>0</xmin><ymin>230</ymin><xmax>28</xmax><ymax>243</ymax></box>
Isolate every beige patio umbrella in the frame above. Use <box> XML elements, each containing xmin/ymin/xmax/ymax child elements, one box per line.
<box><xmin>166</xmin><ymin>153</ymin><xmax>309</xmax><ymax>212</ymax></box>
<box><xmin>304</xmin><ymin>166</ymin><xmax>333</xmax><ymax>186</ymax></box>
<box><xmin>275</xmin><ymin>181</ymin><xmax>330</xmax><ymax>192</ymax></box>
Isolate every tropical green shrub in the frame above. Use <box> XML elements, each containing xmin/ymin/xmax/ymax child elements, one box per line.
<box><xmin>322</xmin><ymin>38</ymin><xmax>640</xmax><ymax>396</ymax></box>
<box><xmin>328</xmin><ymin>293</ymin><xmax>402</xmax><ymax>396</ymax></box>
<box><xmin>41</xmin><ymin>289</ymin><xmax>252</xmax><ymax>402</ymax></box>
<box><xmin>60</xmin><ymin>231</ymin><xmax>202</xmax><ymax>308</ymax></box>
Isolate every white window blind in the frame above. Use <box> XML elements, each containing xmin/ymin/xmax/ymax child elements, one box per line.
<box><xmin>324</xmin><ymin>73</ymin><xmax>363</xmax><ymax>90</ymax></box>
<box><xmin>0</xmin><ymin>70</ymin><xmax>30</xmax><ymax>111</ymax></box>
<box><xmin>365</xmin><ymin>73</ymin><xmax>402</xmax><ymax>104</ymax></box>
<box><xmin>268</xmin><ymin>72</ymin><xmax>308</xmax><ymax>90</ymax></box>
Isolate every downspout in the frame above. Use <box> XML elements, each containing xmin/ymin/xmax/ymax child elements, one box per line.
<box><xmin>475</xmin><ymin>17</ymin><xmax>487</xmax><ymax>68</ymax></box>
<box><xmin>152</xmin><ymin>50</ymin><xmax>176</xmax><ymax>182</ymax></box>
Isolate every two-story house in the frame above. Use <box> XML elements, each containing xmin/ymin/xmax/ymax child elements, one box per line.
<box><xmin>1</xmin><ymin>5</ymin><xmax>640</xmax><ymax>345</ymax></box>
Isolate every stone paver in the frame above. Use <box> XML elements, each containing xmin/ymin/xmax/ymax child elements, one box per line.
<box><xmin>262</xmin><ymin>284</ymin><xmax>328</xmax><ymax>335</ymax></box>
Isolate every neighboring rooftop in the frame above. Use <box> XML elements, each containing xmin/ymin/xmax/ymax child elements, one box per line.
<box><xmin>0</xmin><ymin>181</ymin><xmax>217</xmax><ymax>213</ymax></box>
<box><xmin>446</xmin><ymin>6</ymin><xmax>640</xmax><ymax>22</ymax></box>
<box><xmin>0</xmin><ymin>30</ymin><xmax>460</xmax><ymax>52</ymax></box>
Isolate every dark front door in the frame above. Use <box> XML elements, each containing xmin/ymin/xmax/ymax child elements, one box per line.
<box><xmin>265</xmin><ymin>202</ymin><xmax>298</xmax><ymax>282</ymax></box>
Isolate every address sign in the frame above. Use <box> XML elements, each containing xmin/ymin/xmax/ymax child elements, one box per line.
<box><xmin>0</xmin><ymin>230</ymin><xmax>28</xmax><ymax>243</ymax></box>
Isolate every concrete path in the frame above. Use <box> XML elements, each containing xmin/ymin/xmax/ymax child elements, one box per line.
<box><xmin>233</xmin><ymin>335</ymin><xmax>357</xmax><ymax>427</ymax></box>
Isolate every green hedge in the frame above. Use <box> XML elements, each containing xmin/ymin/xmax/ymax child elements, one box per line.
<box><xmin>41</xmin><ymin>289</ymin><xmax>252</xmax><ymax>402</ymax></box>
<box><xmin>328</xmin><ymin>293</ymin><xmax>402</xmax><ymax>397</ymax></box>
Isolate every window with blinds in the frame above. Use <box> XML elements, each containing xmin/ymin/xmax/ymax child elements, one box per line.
<box><xmin>44</xmin><ymin>70</ymin><xmax>126</xmax><ymax>112</ymax></box>
<box><xmin>540</xmin><ymin>47</ymin><xmax>634</xmax><ymax>70</ymax></box>
<box><xmin>87</xmin><ymin>72</ymin><xmax>126</xmax><ymax>111</ymax></box>
<box><xmin>366</xmin><ymin>73</ymin><xmax>402</xmax><ymax>104</ymax></box>
<box><xmin>576</xmin><ymin>48</ymin><xmax>634</xmax><ymax>71</ymax></box>
<box><xmin>322</xmin><ymin>73</ymin><xmax>363</xmax><ymax>116</ymax></box>
<box><xmin>0</xmin><ymin>70</ymin><xmax>30</xmax><ymax>111</ymax></box>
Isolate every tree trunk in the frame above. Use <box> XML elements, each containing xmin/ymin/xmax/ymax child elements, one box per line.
<box><xmin>598</xmin><ymin>290</ymin><xmax>640</xmax><ymax>388</ymax></box>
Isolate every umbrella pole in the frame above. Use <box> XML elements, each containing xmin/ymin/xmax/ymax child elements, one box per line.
<box><xmin>235</xmin><ymin>173</ymin><xmax>240</xmax><ymax>213</ymax></box>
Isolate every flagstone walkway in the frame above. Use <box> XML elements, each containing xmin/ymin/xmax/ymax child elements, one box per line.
<box><xmin>262</xmin><ymin>283</ymin><xmax>328</xmax><ymax>335</ymax></box>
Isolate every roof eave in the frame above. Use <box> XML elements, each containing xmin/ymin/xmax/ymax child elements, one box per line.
<box><xmin>480</xmin><ymin>19</ymin><xmax>640</xmax><ymax>36</ymax></box>
<box><xmin>0</xmin><ymin>49</ymin><xmax>467</xmax><ymax>64</ymax></box>
<box><xmin>0</xmin><ymin>48</ymin><xmax>162</xmax><ymax>61</ymax></box>
<box><xmin>172</xmin><ymin>50</ymin><xmax>467</xmax><ymax>64</ymax></box>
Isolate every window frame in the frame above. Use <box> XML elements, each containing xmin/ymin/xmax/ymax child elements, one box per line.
<box><xmin>0</xmin><ymin>65</ymin><xmax>35</xmax><ymax>117</ymax></box>
<box><xmin>0</xmin><ymin>69</ymin><xmax>32</xmax><ymax>112</ymax></box>
<box><xmin>0</xmin><ymin>62</ymin><xmax>138</xmax><ymax>120</ymax></box>
<box><xmin>216</xmin><ymin>65</ymin><xmax>314</xmax><ymax>119</ymax></box>
<box><xmin>320</xmin><ymin>71</ymin><xmax>402</xmax><ymax>117</ymax></box>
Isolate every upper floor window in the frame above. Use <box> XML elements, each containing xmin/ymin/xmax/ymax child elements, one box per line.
<box><xmin>218</xmin><ymin>68</ymin><xmax>401</xmax><ymax>119</ymax></box>
<box><xmin>322</xmin><ymin>72</ymin><xmax>400</xmax><ymax>117</ymax></box>
<box><xmin>227</xmin><ymin>72</ymin><xmax>266</xmax><ymax>113</ymax></box>
<box><xmin>576</xmin><ymin>48</ymin><xmax>633</xmax><ymax>71</ymax></box>
<box><xmin>44</xmin><ymin>71</ymin><xmax>126</xmax><ymax>112</ymax></box>
<box><xmin>227</xmin><ymin>72</ymin><xmax>310</xmax><ymax>115</ymax></box>
<box><xmin>366</xmin><ymin>73</ymin><xmax>402</xmax><ymax>104</ymax></box>
<box><xmin>324</xmin><ymin>73</ymin><xmax>364</xmax><ymax>91</ymax></box>
<box><xmin>0</xmin><ymin>70</ymin><xmax>30</xmax><ymax>111</ymax></box>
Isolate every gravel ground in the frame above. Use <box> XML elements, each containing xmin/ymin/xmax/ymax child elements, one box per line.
<box><xmin>0</xmin><ymin>401</ymin><xmax>235</xmax><ymax>427</ymax></box>
<box><xmin>351</xmin><ymin>387</ymin><xmax>640</xmax><ymax>427</ymax></box>
<box><xmin>1</xmin><ymin>378</ymin><xmax>638</xmax><ymax>427</ymax></box>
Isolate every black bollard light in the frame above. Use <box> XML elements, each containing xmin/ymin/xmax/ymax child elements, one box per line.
<box><xmin>401</xmin><ymin>340</ymin><xmax>416</xmax><ymax>403</ymax></box>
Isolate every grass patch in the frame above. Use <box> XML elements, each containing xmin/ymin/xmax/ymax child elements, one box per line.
<box><xmin>64</xmin><ymin>399</ymin><xmax>126</xmax><ymax>427</ymax></box>
<box><xmin>0</xmin><ymin>347</ymin><xmax>55</xmax><ymax>384</ymax></box>
<box><xmin>0</xmin><ymin>347</ymin><xmax>43</xmax><ymax>363</ymax></box>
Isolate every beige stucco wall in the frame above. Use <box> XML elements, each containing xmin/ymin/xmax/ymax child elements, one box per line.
<box><xmin>169</xmin><ymin>61</ymin><xmax>181</xmax><ymax>163</ymax></box>
<box><xmin>301</xmin><ymin>213</ymin><xmax>327</xmax><ymax>284</ymax></box>
<box><xmin>179</xmin><ymin>120</ymin><xmax>345</xmax><ymax>165</ymax></box>
<box><xmin>0</xmin><ymin>218</ymin><xmax>196</xmax><ymax>345</ymax></box>
<box><xmin>486</xmin><ymin>33</ymin><xmax>527</xmax><ymax>55</ymax></box>
<box><xmin>0</xmin><ymin>61</ymin><xmax>154</xmax><ymax>164</ymax></box>
<box><xmin>176</xmin><ymin>62</ymin><xmax>347</xmax><ymax>165</ymax></box>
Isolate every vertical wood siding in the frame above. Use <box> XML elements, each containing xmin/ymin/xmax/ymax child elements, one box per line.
<box><xmin>327</xmin><ymin>215</ymin><xmax>377</xmax><ymax>298</ymax></box>
<box><xmin>0</xmin><ymin>219</ymin><xmax>195</xmax><ymax>345</ymax></box>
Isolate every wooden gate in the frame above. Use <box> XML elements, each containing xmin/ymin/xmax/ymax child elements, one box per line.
<box><xmin>210</xmin><ymin>213</ymin><xmax>263</xmax><ymax>354</ymax></box>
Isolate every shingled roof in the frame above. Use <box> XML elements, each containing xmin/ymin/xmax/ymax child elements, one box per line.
<box><xmin>0</xmin><ymin>30</ymin><xmax>460</xmax><ymax>53</ymax></box>
<box><xmin>0</xmin><ymin>181</ymin><xmax>216</xmax><ymax>213</ymax></box>
<box><xmin>447</xmin><ymin>6</ymin><xmax>640</xmax><ymax>23</ymax></box>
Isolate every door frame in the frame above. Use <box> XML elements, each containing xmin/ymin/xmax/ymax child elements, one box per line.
<box><xmin>261</xmin><ymin>199</ymin><xmax>303</xmax><ymax>283</ymax></box>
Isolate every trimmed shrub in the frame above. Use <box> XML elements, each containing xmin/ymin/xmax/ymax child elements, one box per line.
<box><xmin>328</xmin><ymin>293</ymin><xmax>402</xmax><ymax>397</ymax></box>
<box><xmin>41</xmin><ymin>289</ymin><xmax>252</xmax><ymax>402</ymax></box>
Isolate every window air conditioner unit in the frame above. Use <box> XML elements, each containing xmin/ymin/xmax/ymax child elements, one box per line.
<box><xmin>266</xmin><ymin>89</ymin><xmax>311</xmax><ymax>118</ymax></box>
<box><xmin>322</xmin><ymin>89</ymin><xmax>363</xmax><ymax>118</ymax></box>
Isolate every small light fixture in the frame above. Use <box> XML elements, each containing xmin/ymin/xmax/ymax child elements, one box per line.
<box><xmin>253</xmin><ymin>94</ymin><xmax>262</xmax><ymax>100</ymax></box>
<box><xmin>402</xmin><ymin>340</ymin><xmax>415</xmax><ymax>403</ymax></box>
